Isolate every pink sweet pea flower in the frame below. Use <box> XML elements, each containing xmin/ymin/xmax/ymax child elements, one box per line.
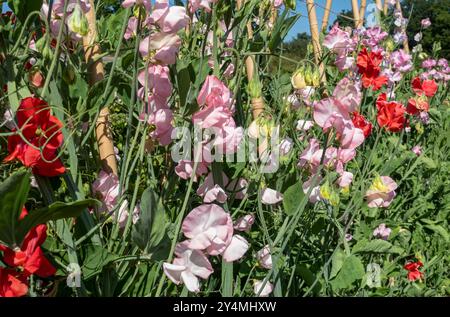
<box><xmin>163</xmin><ymin>241</ymin><xmax>213</xmax><ymax>293</ymax></box>
<box><xmin>139</xmin><ymin>32</ymin><xmax>181</xmax><ymax>65</ymax></box>
<box><xmin>138</xmin><ymin>65</ymin><xmax>172</xmax><ymax>100</ymax></box>
<box><xmin>261</xmin><ymin>188</ymin><xmax>283</xmax><ymax>205</ymax></box>
<box><xmin>373</xmin><ymin>223</ymin><xmax>392</xmax><ymax>240</ymax></box>
<box><xmin>323</xmin><ymin>24</ymin><xmax>353</xmax><ymax>56</ymax></box>
<box><xmin>332</xmin><ymin>77</ymin><xmax>362</xmax><ymax>113</ymax></box>
<box><xmin>92</xmin><ymin>170</ymin><xmax>120</xmax><ymax>212</ymax></box>
<box><xmin>233</xmin><ymin>214</ymin><xmax>255</xmax><ymax>232</ymax></box>
<box><xmin>147</xmin><ymin>108</ymin><xmax>174</xmax><ymax>146</ymax></box>
<box><xmin>222</xmin><ymin>235</ymin><xmax>249</xmax><ymax>262</ymax></box>
<box><xmin>280</xmin><ymin>137</ymin><xmax>293</xmax><ymax>156</ymax></box>
<box><xmin>175</xmin><ymin>160</ymin><xmax>209</xmax><ymax>181</ymax></box>
<box><xmin>337</xmin><ymin>171</ymin><xmax>353</xmax><ymax>188</ymax></box>
<box><xmin>122</xmin><ymin>0</ymin><xmax>151</xmax><ymax>10</ymax></box>
<box><xmin>272</xmin><ymin>0</ymin><xmax>284</xmax><ymax>8</ymax></box>
<box><xmin>188</xmin><ymin>0</ymin><xmax>217</xmax><ymax>13</ymax></box>
<box><xmin>256</xmin><ymin>245</ymin><xmax>273</xmax><ymax>269</ymax></box>
<box><xmin>197</xmin><ymin>75</ymin><xmax>232</xmax><ymax>108</ymax></box>
<box><xmin>298</xmin><ymin>138</ymin><xmax>320</xmax><ymax>168</ymax></box>
<box><xmin>302</xmin><ymin>176</ymin><xmax>322</xmax><ymax>203</ymax></box>
<box><xmin>421</xmin><ymin>18</ymin><xmax>431</xmax><ymax>28</ymax></box>
<box><xmin>296</xmin><ymin>120</ymin><xmax>314</xmax><ymax>131</ymax></box>
<box><xmin>226</xmin><ymin>178</ymin><xmax>248</xmax><ymax>200</ymax></box>
<box><xmin>365</xmin><ymin>176</ymin><xmax>398</xmax><ymax>208</ymax></box>
<box><xmin>213</xmin><ymin>125</ymin><xmax>244</xmax><ymax>155</ymax></box>
<box><xmin>124</xmin><ymin>17</ymin><xmax>138</xmax><ymax>40</ymax></box>
<box><xmin>197</xmin><ymin>173</ymin><xmax>229</xmax><ymax>203</ymax></box>
<box><xmin>182</xmin><ymin>204</ymin><xmax>233</xmax><ymax>255</ymax></box>
<box><xmin>254</xmin><ymin>280</ymin><xmax>273</xmax><ymax>297</ymax></box>
<box><xmin>149</xmin><ymin>0</ymin><xmax>189</xmax><ymax>34</ymax></box>
<box><xmin>411</xmin><ymin>145</ymin><xmax>422</xmax><ymax>156</ymax></box>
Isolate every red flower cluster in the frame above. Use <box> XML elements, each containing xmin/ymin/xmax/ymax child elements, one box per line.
<box><xmin>404</xmin><ymin>260</ymin><xmax>424</xmax><ymax>282</ymax></box>
<box><xmin>352</xmin><ymin>112</ymin><xmax>373</xmax><ymax>138</ymax></box>
<box><xmin>407</xmin><ymin>77</ymin><xmax>438</xmax><ymax>115</ymax></box>
<box><xmin>376</xmin><ymin>93</ymin><xmax>406</xmax><ymax>132</ymax></box>
<box><xmin>357</xmin><ymin>48</ymin><xmax>388</xmax><ymax>91</ymax></box>
<box><xmin>4</xmin><ymin>97</ymin><xmax>66</xmax><ymax>176</ymax></box>
<box><xmin>0</xmin><ymin>208</ymin><xmax>56</xmax><ymax>297</ymax></box>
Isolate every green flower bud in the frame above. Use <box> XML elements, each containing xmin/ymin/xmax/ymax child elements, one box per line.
<box><xmin>248</xmin><ymin>78</ymin><xmax>262</xmax><ymax>99</ymax></box>
<box><xmin>291</xmin><ymin>67</ymin><xmax>307</xmax><ymax>90</ymax></box>
<box><xmin>68</xmin><ymin>4</ymin><xmax>89</xmax><ymax>36</ymax></box>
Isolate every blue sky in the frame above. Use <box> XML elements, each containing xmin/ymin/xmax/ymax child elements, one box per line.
<box><xmin>286</xmin><ymin>0</ymin><xmax>352</xmax><ymax>40</ymax></box>
<box><xmin>2</xmin><ymin>0</ymin><xmax>352</xmax><ymax>41</ymax></box>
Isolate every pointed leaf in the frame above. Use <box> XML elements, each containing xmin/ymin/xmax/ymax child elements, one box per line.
<box><xmin>0</xmin><ymin>169</ymin><xmax>31</xmax><ymax>248</ymax></box>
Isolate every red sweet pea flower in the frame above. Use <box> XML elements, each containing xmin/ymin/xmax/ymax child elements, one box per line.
<box><xmin>352</xmin><ymin>112</ymin><xmax>373</xmax><ymax>138</ymax></box>
<box><xmin>407</xmin><ymin>96</ymin><xmax>429</xmax><ymax>115</ymax></box>
<box><xmin>376</xmin><ymin>94</ymin><xmax>406</xmax><ymax>132</ymax></box>
<box><xmin>3</xmin><ymin>97</ymin><xmax>65</xmax><ymax>176</ymax></box>
<box><xmin>412</xmin><ymin>77</ymin><xmax>438</xmax><ymax>97</ymax></box>
<box><xmin>0</xmin><ymin>268</ymin><xmax>28</xmax><ymax>298</ymax></box>
<box><xmin>404</xmin><ymin>261</ymin><xmax>424</xmax><ymax>282</ymax></box>
<box><xmin>357</xmin><ymin>48</ymin><xmax>388</xmax><ymax>91</ymax></box>
<box><xmin>0</xmin><ymin>208</ymin><xmax>56</xmax><ymax>279</ymax></box>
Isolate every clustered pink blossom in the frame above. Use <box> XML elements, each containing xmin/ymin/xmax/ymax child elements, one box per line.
<box><xmin>124</xmin><ymin>0</ymin><xmax>189</xmax><ymax>146</ymax></box>
<box><xmin>361</xmin><ymin>26</ymin><xmax>388</xmax><ymax>50</ymax></box>
<box><xmin>163</xmin><ymin>204</ymin><xmax>249</xmax><ymax>292</ymax></box>
<box><xmin>323</xmin><ymin>24</ymin><xmax>356</xmax><ymax>71</ymax></box>
<box><xmin>420</xmin><ymin>58</ymin><xmax>450</xmax><ymax>83</ymax></box>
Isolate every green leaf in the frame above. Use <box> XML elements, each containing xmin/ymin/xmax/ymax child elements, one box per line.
<box><xmin>330</xmin><ymin>255</ymin><xmax>365</xmax><ymax>290</ymax></box>
<box><xmin>329</xmin><ymin>249</ymin><xmax>346</xmax><ymax>279</ymax></box>
<box><xmin>353</xmin><ymin>239</ymin><xmax>404</xmax><ymax>254</ymax></box>
<box><xmin>15</xmin><ymin>199</ymin><xmax>100</xmax><ymax>248</ymax></box>
<box><xmin>0</xmin><ymin>169</ymin><xmax>31</xmax><ymax>248</ymax></box>
<box><xmin>82</xmin><ymin>245</ymin><xmax>119</xmax><ymax>280</ymax></box>
<box><xmin>131</xmin><ymin>187</ymin><xmax>167</xmax><ymax>253</ymax></box>
<box><xmin>423</xmin><ymin>224</ymin><xmax>449</xmax><ymax>242</ymax></box>
<box><xmin>7</xmin><ymin>0</ymin><xmax>43</xmax><ymax>22</ymax></box>
<box><xmin>283</xmin><ymin>181</ymin><xmax>305</xmax><ymax>215</ymax></box>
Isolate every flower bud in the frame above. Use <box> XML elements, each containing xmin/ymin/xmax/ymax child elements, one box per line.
<box><xmin>68</xmin><ymin>4</ymin><xmax>89</xmax><ymax>36</ymax></box>
<box><xmin>291</xmin><ymin>67</ymin><xmax>307</xmax><ymax>90</ymax></box>
<box><xmin>385</xmin><ymin>39</ymin><xmax>395</xmax><ymax>52</ymax></box>
<box><xmin>28</xmin><ymin>67</ymin><xmax>44</xmax><ymax>88</ymax></box>
<box><xmin>248</xmin><ymin>78</ymin><xmax>262</xmax><ymax>98</ymax></box>
<box><xmin>63</xmin><ymin>64</ymin><xmax>76</xmax><ymax>85</ymax></box>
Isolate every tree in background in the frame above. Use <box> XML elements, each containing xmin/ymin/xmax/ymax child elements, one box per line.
<box><xmin>402</xmin><ymin>0</ymin><xmax>450</xmax><ymax>59</ymax></box>
<box><xmin>331</xmin><ymin>9</ymin><xmax>354</xmax><ymax>30</ymax></box>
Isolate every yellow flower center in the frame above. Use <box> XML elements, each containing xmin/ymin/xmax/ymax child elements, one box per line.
<box><xmin>370</xmin><ymin>176</ymin><xmax>389</xmax><ymax>193</ymax></box>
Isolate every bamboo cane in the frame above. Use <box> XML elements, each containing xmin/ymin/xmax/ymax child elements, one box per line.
<box><xmin>320</xmin><ymin>0</ymin><xmax>333</xmax><ymax>32</ymax></box>
<box><xmin>351</xmin><ymin>0</ymin><xmax>361</xmax><ymax>28</ymax></box>
<box><xmin>375</xmin><ymin>0</ymin><xmax>383</xmax><ymax>11</ymax></box>
<box><xmin>83</xmin><ymin>0</ymin><xmax>118</xmax><ymax>176</ymax></box>
<box><xmin>237</xmin><ymin>0</ymin><xmax>264</xmax><ymax>119</ymax></box>
<box><xmin>359</xmin><ymin>0</ymin><xmax>367</xmax><ymax>27</ymax></box>
<box><xmin>306</xmin><ymin>0</ymin><xmax>322</xmax><ymax>64</ymax></box>
<box><xmin>395</xmin><ymin>0</ymin><xmax>410</xmax><ymax>53</ymax></box>
<box><xmin>383</xmin><ymin>0</ymin><xmax>388</xmax><ymax>15</ymax></box>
